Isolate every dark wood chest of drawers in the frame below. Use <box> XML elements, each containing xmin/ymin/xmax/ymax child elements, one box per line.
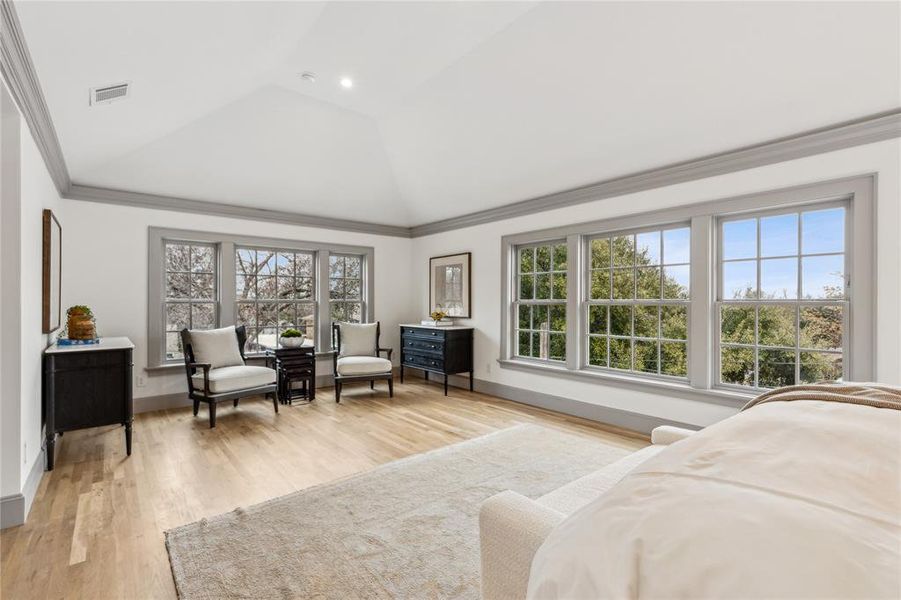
<box><xmin>43</xmin><ymin>337</ymin><xmax>134</xmax><ymax>470</ymax></box>
<box><xmin>399</xmin><ymin>325</ymin><xmax>474</xmax><ymax>395</ymax></box>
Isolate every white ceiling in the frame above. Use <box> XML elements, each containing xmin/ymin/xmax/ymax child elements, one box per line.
<box><xmin>17</xmin><ymin>1</ymin><xmax>901</xmax><ymax>227</ymax></box>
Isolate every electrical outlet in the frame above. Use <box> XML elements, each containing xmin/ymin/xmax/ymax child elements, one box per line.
<box><xmin>136</xmin><ymin>374</ymin><xmax>146</xmax><ymax>388</ymax></box>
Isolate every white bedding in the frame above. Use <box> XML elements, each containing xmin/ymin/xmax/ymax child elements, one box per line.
<box><xmin>527</xmin><ymin>399</ymin><xmax>901</xmax><ymax>599</ymax></box>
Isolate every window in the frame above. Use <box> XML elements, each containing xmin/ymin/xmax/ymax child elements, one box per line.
<box><xmin>329</xmin><ymin>254</ymin><xmax>364</xmax><ymax>323</ymax></box>
<box><xmin>499</xmin><ymin>176</ymin><xmax>875</xmax><ymax>402</ymax></box>
<box><xmin>585</xmin><ymin>227</ymin><xmax>690</xmax><ymax>378</ymax></box>
<box><xmin>717</xmin><ymin>204</ymin><xmax>846</xmax><ymax>389</ymax></box>
<box><xmin>149</xmin><ymin>229</ymin><xmax>375</xmax><ymax>367</ymax></box>
<box><xmin>236</xmin><ymin>248</ymin><xmax>316</xmax><ymax>353</ymax></box>
<box><xmin>163</xmin><ymin>241</ymin><xmax>217</xmax><ymax>360</ymax></box>
<box><xmin>514</xmin><ymin>242</ymin><xmax>567</xmax><ymax>361</ymax></box>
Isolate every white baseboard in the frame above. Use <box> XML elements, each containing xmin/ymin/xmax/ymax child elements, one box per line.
<box><xmin>1</xmin><ymin>448</ymin><xmax>45</xmax><ymax>529</ymax></box>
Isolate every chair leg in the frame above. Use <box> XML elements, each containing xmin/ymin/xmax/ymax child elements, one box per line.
<box><xmin>233</xmin><ymin>398</ymin><xmax>239</xmax><ymax>407</ymax></box>
<box><xmin>192</xmin><ymin>399</ymin><xmax>199</xmax><ymax>416</ymax></box>
<box><xmin>370</xmin><ymin>380</ymin><xmax>375</xmax><ymax>390</ymax></box>
<box><xmin>335</xmin><ymin>382</ymin><xmax>341</xmax><ymax>403</ymax></box>
<box><xmin>388</xmin><ymin>377</ymin><xmax>394</xmax><ymax>398</ymax></box>
<box><xmin>209</xmin><ymin>402</ymin><xmax>217</xmax><ymax>428</ymax></box>
<box><xmin>272</xmin><ymin>392</ymin><xmax>279</xmax><ymax>414</ymax></box>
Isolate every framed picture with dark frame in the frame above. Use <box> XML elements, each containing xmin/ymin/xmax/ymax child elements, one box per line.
<box><xmin>42</xmin><ymin>209</ymin><xmax>62</xmax><ymax>333</ymax></box>
<box><xmin>429</xmin><ymin>252</ymin><xmax>471</xmax><ymax>318</ymax></box>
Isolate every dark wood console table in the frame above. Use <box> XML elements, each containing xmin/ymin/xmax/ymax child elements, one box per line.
<box><xmin>265</xmin><ymin>345</ymin><xmax>316</xmax><ymax>404</ymax></box>
<box><xmin>399</xmin><ymin>325</ymin><xmax>473</xmax><ymax>395</ymax></box>
<box><xmin>43</xmin><ymin>337</ymin><xmax>134</xmax><ymax>471</ymax></box>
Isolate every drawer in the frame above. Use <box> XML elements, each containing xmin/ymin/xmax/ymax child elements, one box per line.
<box><xmin>403</xmin><ymin>337</ymin><xmax>444</xmax><ymax>355</ymax></box>
<box><xmin>402</xmin><ymin>351</ymin><xmax>444</xmax><ymax>371</ymax></box>
<box><xmin>47</xmin><ymin>349</ymin><xmax>129</xmax><ymax>371</ymax></box>
<box><xmin>401</xmin><ymin>327</ymin><xmax>446</xmax><ymax>340</ymax></box>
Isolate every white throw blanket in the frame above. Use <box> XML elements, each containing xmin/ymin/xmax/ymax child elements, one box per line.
<box><xmin>527</xmin><ymin>393</ymin><xmax>901</xmax><ymax>599</ymax></box>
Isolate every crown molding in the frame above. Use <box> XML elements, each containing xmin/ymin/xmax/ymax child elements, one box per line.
<box><xmin>67</xmin><ymin>184</ymin><xmax>413</xmax><ymax>238</ymax></box>
<box><xmin>409</xmin><ymin>108</ymin><xmax>901</xmax><ymax>237</ymax></box>
<box><xmin>2</xmin><ymin>0</ymin><xmax>898</xmax><ymax>240</ymax></box>
<box><xmin>0</xmin><ymin>0</ymin><xmax>70</xmax><ymax>194</ymax></box>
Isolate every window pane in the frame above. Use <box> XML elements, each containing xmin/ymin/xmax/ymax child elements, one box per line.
<box><xmin>758</xmin><ymin>305</ymin><xmax>795</xmax><ymax>347</ymax></box>
<box><xmin>661</xmin><ymin>342</ymin><xmax>687</xmax><ymax>376</ymax></box>
<box><xmin>800</xmin><ymin>352</ymin><xmax>842</xmax><ymax>383</ymax></box>
<box><xmin>329</xmin><ymin>278</ymin><xmax>345</xmax><ymax>300</ymax></box>
<box><xmin>802</xmin><ymin>208</ymin><xmax>844</xmax><ymax>255</ymax></box>
<box><xmin>243</xmin><ymin>328</ymin><xmax>259</xmax><ymax>353</ymax></box>
<box><xmin>610</xmin><ymin>306</ymin><xmax>632</xmax><ymax>337</ymax></box>
<box><xmin>590</xmin><ymin>270</ymin><xmax>610</xmax><ymax>300</ymax></box>
<box><xmin>166</xmin><ymin>273</ymin><xmax>191</xmax><ymax>299</ymax></box>
<box><xmin>634</xmin><ymin>340</ymin><xmax>658</xmax><ymax>373</ymax></box>
<box><xmin>191</xmin><ymin>303</ymin><xmax>215</xmax><ymax>329</ymax></box>
<box><xmin>721</xmin><ymin>346</ymin><xmax>754</xmax><ymax>386</ymax></box>
<box><xmin>166</xmin><ymin>303</ymin><xmax>189</xmax><ymax>331</ymax></box>
<box><xmin>549</xmin><ymin>305</ymin><xmax>566</xmax><ymax>332</ymax></box>
<box><xmin>329</xmin><ymin>255</ymin><xmax>344</xmax><ymax>278</ymax></box>
<box><xmin>553</xmin><ymin>244</ymin><xmax>567</xmax><ymax>271</ymax></box>
<box><xmin>535</xmin><ymin>273</ymin><xmax>551</xmax><ymax>300</ymax></box>
<box><xmin>588</xmin><ymin>305</ymin><xmax>607</xmax><ymax>335</ymax></box>
<box><xmin>591</xmin><ymin>238</ymin><xmax>610</xmax><ymax>269</ymax></box>
<box><xmin>663</xmin><ymin>265</ymin><xmax>690</xmax><ymax>300</ymax></box>
<box><xmin>237</xmin><ymin>302</ymin><xmax>256</xmax><ymax>327</ymax></box>
<box><xmin>536</xmin><ymin>245</ymin><xmax>551</xmax><ymax>272</ymax></box>
<box><xmin>278</xmin><ymin>303</ymin><xmax>295</xmax><ymax>328</ymax></box>
<box><xmin>257</xmin><ymin>276</ymin><xmax>277</xmax><ymax>299</ymax></box>
<box><xmin>166</xmin><ymin>243</ymin><xmax>190</xmax><ymax>272</ymax></box>
<box><xmin>518</xmin><ymin>304</ymin><xmax>531</xmax><ymax>330</ymax></box>
<box><xmin>297</xmin><ymin>304</ymin><xmax>315</xmax><ymax>341</ymax></box>
<box><xmin>258</xmin><ymin>251</ymin><xmax>276</xmax><ymax>276</ymax></box>
<box><xmin>345</xmin><ymin>257</ymin><xmax>362</xmax><ymax>278</ymax></box>
<box><xmin>721</xmin><ymin>306</ymin><xmax>755</xmax><ymax>344</ymax></box>
<box><xmin>635</xmin><ymin>231</ymin><xmax>660</xmax><ymax>265</ymax></box>
<box><xmin>166</xmin><ymin>332</ymin><xmax>183</xmax><ymax>360</ymax></box>
<box><xmin>295</xmin><ymin>277</ymin><xmax>313</xmax><ymax>300</ymax></box>
<box><xmin>191</xmin><ymin>245</ymin><xmax>214</xmax><ymax>273</ymax></box>
<box><xmin>519</xmin><ymin>247</ymin><xmax>534</xmax><ymax>274</ymax></box>
<box><xmin>722</xmin><ymin>219</ymin><xmax>756</xmax><ymax>260</ymax></box>
<box><xmin>519</xmin><ymin>275</ymin><xmax>534</xmax><ymax>300</ymax></box>
<box><xmin>800</xmin><ymin>306</ymin><xmax>843</xmax><ymax>350</ymax></box>
<box><xmin>612</xmin><ymin>269</ymin><xmax>634</xmax><ymax>299</ymax></box>
<box><xmin>722</xmin><ymin>260</ymin><xmax>756</xmax><ymax>299</ymax></box>
<box><xmin>551</xmin><ymin>273</ymin><xmax>567</xmax><ymax>300</ymax></box>
<box><xmin>276</xmin><ymin>253</ymin><xmax>295</xmax><ymax>277</ymax></box>
<box><xmin>661</xmin><ymin>306</ymin><xmax>687</xmax><ymax>340</ymax></box>
<box><xmin>277</xmin><ymin>276</ymin><xmax>296</xmax><ymax>299</ymax></box>
<box><xmin>612</xmin><ymin>236</ymin><xmax>634</xmax><ymax>267</ymax></box>
<box><xmin>802</xmin><ymin>255</ymin><xmax>844</xmax><ymax>299</ymax></box>
<box><xmin>258</xmin><ymin>303</ymin><xmax>277</xmax><ymax>327</ymax></box>
<box><xmin>345</xmin><ymin>279</ymin><xmax>362</xmax><ymax>300</ymax></box>
<box><xmin>236</xmin><ymin>274</ymin><xmax>254</xmax><ymax>300</ymax></box>
<box><xmin>297</xmin><ymin>253</ymin><xmax>314</xmax><ymax>277</ymax></box>
<box><xmin>760</xmin><ymin>258</ymin><xmax>797</xmax><ymax>299</ymax></box>
<box><xmin>636</xmin><ymin>267</ymin><xmax>661</xmax><ymax>299</ymax></box>
<box><xmin>517</xmin><ymin>331</ymin><xmax>530</xmax><ymax>357</ymax></box>
<box><xmin>531</xmin><ymin>332</ymin><xmax>542</xmax><ymax>358</ymax></box>
<box><xmin>663</xmin><ymin>228</ymin><xmax>690</xmax><ymax>264</ymax></box>
<box><xmin>760</xmin><ymin>213</ymin><xmax>798</xmax><ymax>257</ymax></box>
<box><xmin>634</xmin><ymin>305</ymin><xmax>658</xmax><ymax>338</ymax></box>
<box><xmin>191</xmin><ymin>273</ymin><xmax>215</xmax><ymax>299</ymax></box>
<box><xmin>258</xmin><ymin>327</ymin><xmax>277</xmax><ymax>350</ymax></box>
<box><xmin>532</xmin><ymin>306</ymin><xmax>548</xmax><ymax>331</ymax></box>
<box><xmin>549</xmin><ymin>333</ymin><xmax>566</xmax><ymax>361</ymax></box>
<box><xmin>609</xmin><ymin>338</ymin><xmax>631</xmax><ymax>370</ymax></box>
<box><xmin>758</xmin><ymin>348</ymin><xmax>796</xmax><ymax>388</ymax></box>
<box><xmin>588</xmin><ymin>336</ymin><xmax>607</xmax><ymax>367</ymax></box>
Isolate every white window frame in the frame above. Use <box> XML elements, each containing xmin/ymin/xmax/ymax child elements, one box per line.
<box><xmin>328</xmin><ymin>253</ymin><xmax>367</xmax><ymax>325</ymax></box>
<box><xmin>498</xmin><ymin>175</ymin><xmax>876</xmax><ymax>405</ymax></box>
<box><xmin>512</xmin><ymin>239</ymin><xmax>569</xmax><ymax>364</ymax></box>
<box><xmin>148</xmin><ymin>228</ymin><xmax>375</xmax><ymax>368</ymax></box>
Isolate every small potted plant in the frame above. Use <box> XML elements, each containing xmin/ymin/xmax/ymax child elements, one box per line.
<box><xmin>429</xmin><ymin>310</ymin><xmax>447</xmax><ymax>325</ymax></box>
<box><xmin>66</xmin><ymin>305</ymin><xmax>97</xmax><ymax>340</ymax></box>
<box><xmin>280</xmin><ymin>328</ymin><xmax>306</xmax><ymax>348</ymax></box>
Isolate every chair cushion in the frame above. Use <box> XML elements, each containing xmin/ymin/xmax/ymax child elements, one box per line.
<box><xmin>189</xmin><ymin>326</ymin><xmax>245</xmax><ymax>369</ymax></box>
<box><xmin>336</xmin><ymin>356</ymin><xmax>392</xmax><ymax>376</ymax></box>
<box><xmin>192</xmin><ymin>365</ymin><xmax>275</xmax><ymax>394</ymax></box>
<box><xmin>337</xmin><ymin>322</ymin><xmax>378</xmax><ymax>357</ymax></box>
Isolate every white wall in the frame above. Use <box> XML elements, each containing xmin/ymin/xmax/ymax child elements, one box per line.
<box><xmin>411</xmin><ymin>139</ymin><xmax>901</xmax><ymax>428</ymax></box>
<box><xmin>50</xmin><ymin>200</ymin><xmax>418</xmax><ymax>400</ymax></box>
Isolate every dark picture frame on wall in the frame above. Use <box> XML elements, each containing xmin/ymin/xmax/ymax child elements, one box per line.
<box><xmin>429</xmin><ymin>252</ymin><xmax>471</xmax><ymax>318</ymax></box>
<box><xmin>42</xmin><ymin>209</ymin><xmax>62</xmax><ymax>333</ymax></box>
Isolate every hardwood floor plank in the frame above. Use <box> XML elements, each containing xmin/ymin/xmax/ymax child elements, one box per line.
<box><xmin>1</xmin><ymin>380</ymin><xmax>646</xmax><ymax>599</ymax></box>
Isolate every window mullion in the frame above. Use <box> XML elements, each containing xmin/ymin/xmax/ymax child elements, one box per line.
<box><xmin>318</xmin><ymin>251</ymin><xmax>331</xmax><ymax>351</ymax></box>
<box><xmin>689</xmin><ymin>215</ymin><xmax>713</xmax><ymax>389</ymax></box>
<box><xmin>565</xmin><ymin>234</ymin><xmax>580</xmax><ymax>370</ymax></box>
<box><xmin>220</xmin><ymin>241</ymin><xmax>236</xmax><ymax>329</ymax></box>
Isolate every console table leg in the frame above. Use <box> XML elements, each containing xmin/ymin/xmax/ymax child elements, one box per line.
<box><xmin>125</xmin><ymin>422</ymin><xmax>133</xmax><ymax>456</ymax></box>
<box><xmin>444</xmin><ymin>374</ymin><xmax>448</xmax><ymax>396</ymax></box>
<box><xmin>46</xmin><ymin>434</ymin><xmax>55</xmax><ymax>471</ymax></box>
<box><xmin>400</xmin><ymin>365</ymin><xmax>404</xmax><ymax>383</ymax></box>
<box><xmin>470</xmin><ymin>371</ymin><xmax>474</xmax><ymax>392</ymax></box>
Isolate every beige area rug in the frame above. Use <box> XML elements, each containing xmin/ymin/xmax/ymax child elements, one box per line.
<box><xmin>165</xmin><ymin>424</ymin><xmax>634</xmax><ymax>599</ymax></box>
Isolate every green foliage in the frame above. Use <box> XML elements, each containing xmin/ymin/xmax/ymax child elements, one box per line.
<box><xmin>66</xmin><ymin>305</ymin><xmax>93</xmax><ymax>317</ymax></box>
<box><xmin>281</xmin><ymin>328</ymin><xmax>303</xmax><ymax>338</ymax></box>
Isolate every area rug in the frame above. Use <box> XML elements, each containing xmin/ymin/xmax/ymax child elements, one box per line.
<box><xmin>165</xmin><ymin>424</ymin><xmax>634</xmax><ymax>599</ymax></box>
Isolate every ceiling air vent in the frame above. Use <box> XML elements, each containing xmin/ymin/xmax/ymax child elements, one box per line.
<box><xmin>90</xmin><ymin>82</ymin><xmax>130</xmax><ymax>106</ymax></box>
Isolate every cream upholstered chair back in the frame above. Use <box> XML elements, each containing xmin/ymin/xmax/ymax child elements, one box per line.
<box><xmin>334</xmin><ymin>322</ymin><xmax>379</xmax><ymax>357</ymax></box>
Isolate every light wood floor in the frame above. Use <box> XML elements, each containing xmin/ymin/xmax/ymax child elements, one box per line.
<box><xmin>0</xmin><ymin>378</ymin><xmax>646</xmax><ymax>600</ymax></box>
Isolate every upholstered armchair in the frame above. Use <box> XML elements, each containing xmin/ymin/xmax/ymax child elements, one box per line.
<box><xmin>331</xmin><ymin>322</ymin><xmax>393</xmax><ymax>402</ymax></box>
<box><xmin>180</xmin><ymin>325</ymin><xmax>278</xmax><ymax>427</ymax></box>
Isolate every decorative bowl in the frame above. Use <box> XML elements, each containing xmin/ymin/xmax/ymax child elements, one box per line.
<box><xmin>280</xmin><ymin>336</ymin><xmax>306</xmax><ymax>348</ymax></box>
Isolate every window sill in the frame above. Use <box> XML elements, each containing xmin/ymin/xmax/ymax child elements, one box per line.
<box><xmin>145</xmin><ymin>350</ymin><xmax>337</xmax><ymax>372</ymax></box>
<box><xmin>496</xmin><ymin>358</ymin><xmax>754</xmax><ymax>407</ymax></box>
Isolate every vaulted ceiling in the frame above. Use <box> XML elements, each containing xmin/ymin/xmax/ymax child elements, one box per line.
<box><xmin>16</xmin><ymin>1</ymin><xmax>901</xmax><ymax>227</ymax></box>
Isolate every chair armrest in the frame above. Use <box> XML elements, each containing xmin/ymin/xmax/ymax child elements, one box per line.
<box><xmin>480</xmin><ymin>491</ymin><xmax>565</xmax><ymax>600</ymax></box>
<box><xmin>187</xmin><ymin>362</ymin><xmax>212</xmax><ymax>394</ymax></box>
<box><xmin>378</xmin><ymin>347</ymin><xmax>393</xmax><ymax>361</ymax></box>
<box><xmin>651</xmin><ymin>425</ymin><xmax>697</xmax><ymax>445</ymax></box>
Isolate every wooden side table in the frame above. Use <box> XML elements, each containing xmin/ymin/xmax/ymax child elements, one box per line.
<box><xmin>266</xmin><ymin>345</ymin><xmax>316</xmax><ymax>404</ymax></box>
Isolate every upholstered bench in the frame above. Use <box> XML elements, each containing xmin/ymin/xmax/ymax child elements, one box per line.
<box><xmin>479</xmin><ymin>425</ymin><xmax>696</xmax><ymax>600</ymax></box>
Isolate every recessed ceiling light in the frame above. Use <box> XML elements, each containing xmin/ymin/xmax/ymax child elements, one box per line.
<box><xmin>299</xmin><ymin>71</ymin><xmax>317</xmax><ymax>83</ymax></box>
<box><xmin>340</xmin><ymin>77</ymin><xmax>354</xmax><ymax>89</ymax></box>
